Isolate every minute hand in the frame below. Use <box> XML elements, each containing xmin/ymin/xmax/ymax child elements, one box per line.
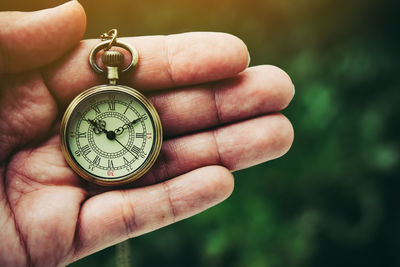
<box><xmin>115</xmin><ymin>118</ymin><xmax>141</xmax><ymax>135</ymax></box>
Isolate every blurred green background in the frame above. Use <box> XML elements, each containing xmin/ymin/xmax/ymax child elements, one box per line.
<box><xmin>1</xmin><ymin>0</ymin><xmax>399</xmax><ymax>266</ymax></box>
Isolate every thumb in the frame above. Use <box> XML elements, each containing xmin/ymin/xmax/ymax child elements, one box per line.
<box><xmin>0</xmin><ymin>0</ymin><xmax>86</xmax><ymax>73</ymax></box>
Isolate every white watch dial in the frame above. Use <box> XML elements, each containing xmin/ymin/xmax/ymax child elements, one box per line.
<box><xmin>66</xmin><ymin>90</ymin><xmax>156</xmax><ymax>179</ymax></box>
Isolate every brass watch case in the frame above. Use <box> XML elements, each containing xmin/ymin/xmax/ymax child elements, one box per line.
<box><xmin>60</xmin><ymin>85</ymin><xmax>163</xmax><ymax>186</ymax></box>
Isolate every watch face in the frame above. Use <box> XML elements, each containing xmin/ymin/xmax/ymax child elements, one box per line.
<box><xmin>61</xmin><ymin>86</ymin><xmax>162</xmax><ymax>185</ymax></box>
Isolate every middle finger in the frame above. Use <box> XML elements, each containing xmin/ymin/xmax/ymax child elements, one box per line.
<box><xmin>152</xmin><ymin>65</ymin><xmax>294</xmax><ymax>137</ymax></box>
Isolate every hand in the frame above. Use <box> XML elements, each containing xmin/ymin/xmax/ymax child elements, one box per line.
<box><xmin>87</xmin><ymin>118</ymin><xmax>107</xmax><ymax>134</ymax></box>
<box><xmin>114</xmin><ymin>118</ymin><xmax>141</xmax><ymax>135</ymax></box>
<box><xmin>0</xmin><ymin>2</ymin><xmax>294</xmax><ymax>266</ymax></box>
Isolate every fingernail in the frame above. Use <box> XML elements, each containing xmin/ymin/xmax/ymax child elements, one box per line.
<box><xmin>247</xmin><ymin>51</ymin><xmax>251</xmax><ymax>68</ymax></box>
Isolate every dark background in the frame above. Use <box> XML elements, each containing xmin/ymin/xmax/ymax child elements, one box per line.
<box><xmin>1</xmin><ymin>0</ymin><xmax>399</xmax><ymax>266</ymax></box>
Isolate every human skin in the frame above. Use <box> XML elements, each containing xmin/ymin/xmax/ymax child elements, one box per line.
<box><xmin>0</xmin><ymin>1</ymin><xmax>294</xmax><ymax>266</ymax></box>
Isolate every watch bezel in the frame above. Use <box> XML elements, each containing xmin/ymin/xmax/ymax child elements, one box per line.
<box><xmin>60</xmin><ymin>85</ymin><xmax>163</xmax><ymax>186</ymax></box>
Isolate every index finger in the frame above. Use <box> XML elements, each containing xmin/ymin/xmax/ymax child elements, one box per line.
<box><xmin>43</xmin><ymin>32</ymin><xmax>249</xmax><ymax>106</ymax></box>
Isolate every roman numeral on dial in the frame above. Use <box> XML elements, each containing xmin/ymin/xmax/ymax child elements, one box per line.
<box><xmin>108</xmin><ymin>159</ymin><xmax>114</xmax><ymax>170</ymax></box>
<box><xmin>77</xmin><ymin>132</ymin><xmax>87</xmax><ymax>138</ymax></box>
<box><xmin>123</xmin><ymin>102</ymin><xmax>132</xmax><ymax>114</ymax></box>
<box><xmin>123</xmin><ymin>156</ymin><xmax>133</xmax><ymax>172</ymax></box>
<box><xmin>136</xmin><ymin>132</ymin><xmax>145</xmax><ymax>138</ymax></box>
<box><xmin>131</xmin><ymin>145</ymin><xmax>141</xmax><ymax>155</ymax></box>
<box><xmin>93</xmin><ymin>105</ymin><xmax>101</xmax><ymax>115</ymax></box>
<box><xmin>81</xmin><ymin>145</ymin><xmax>91</xmax><ymax>156</ymax></box>
<box><xmin>123</xmin><ymin>157</ymin><xmax>130</xmax><ymax>165</ymax></box>
<box><xmin>108</xmin><ymin>101</ymin><xmax>115</xmax><ymax>111</ymax></box>
<box><xmin>93</xmin><ymin>155</ymin><xmax>101</xmax><ymax>165</ymax></box>
<box><xmin>131</xmin><ymin>145</ymin><xmax>146</xmax><ymax>158</ymax></box>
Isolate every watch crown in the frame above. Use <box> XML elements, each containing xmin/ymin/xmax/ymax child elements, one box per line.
<box><xmin>102</xmin><ymin>50</ymin><xmax>124</xmax><ymax>67</ymax></box>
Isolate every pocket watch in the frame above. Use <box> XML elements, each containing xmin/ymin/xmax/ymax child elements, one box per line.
<box><xmin>60</xmin><ymin>29</ymin><xmax>163</xmax><ymax>186</ymax></box>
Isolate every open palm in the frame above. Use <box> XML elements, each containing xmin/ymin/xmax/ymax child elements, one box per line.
<box><xmin>0</xmin><ymin>2</ymin><xmax>294</xmax><ymax>266</ymax></box>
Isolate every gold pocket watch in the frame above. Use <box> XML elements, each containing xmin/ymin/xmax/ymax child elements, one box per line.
<box><xmin>60</xmin><ymin>29</ymin><xmax>162</xmax><ymax>186</ymax></box>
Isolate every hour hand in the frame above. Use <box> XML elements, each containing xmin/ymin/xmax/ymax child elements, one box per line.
<box><xmin>87</xmin><ymin>119</ymin><xmax>107</xmax><ymax>134</ymax></box>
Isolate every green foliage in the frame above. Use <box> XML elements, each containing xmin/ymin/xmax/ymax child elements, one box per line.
<box><xmin>2</xmin><ymin>0</ymin><xmax>399</xmax><ymax>266</ymax></box>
